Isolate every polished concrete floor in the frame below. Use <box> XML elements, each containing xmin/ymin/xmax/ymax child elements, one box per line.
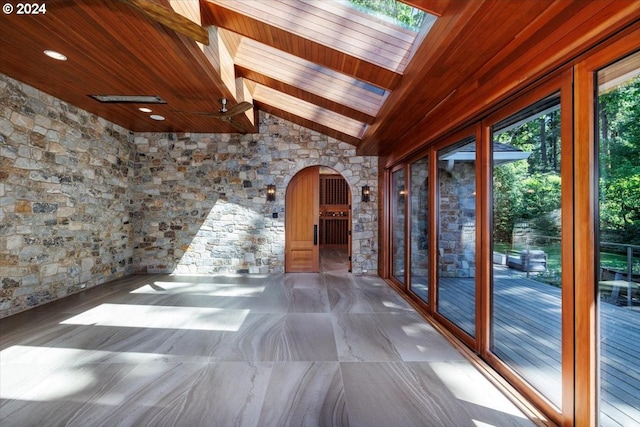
<box><xmin>0</xmin><ymin>250</ymin><xmax>536</xmax><ymax>426</ymax></box>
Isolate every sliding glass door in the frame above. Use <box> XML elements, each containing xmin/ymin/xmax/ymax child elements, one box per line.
<box><xmin>409</xmin><ymin>157</ymin><xmax>429</xmax><ymax>302</ymax></box>
<box><xmin>490</xmin><ymin>94</ymin><xmax>563</xmax><ymax>408</ymax></box>
<box><xmin>596</xmin><ymin>51</ymin><xmax>640</xmax><ymax>427</ymax></box>
<box><xmin>436</xmin><ymin>137</ymin><xmax>477</xmax><ymax>336</ymax></box>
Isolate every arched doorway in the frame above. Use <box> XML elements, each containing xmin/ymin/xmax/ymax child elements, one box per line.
<box><xmin>285</xmin><ymin>166</ymin><xmax>351</xmax><ymax>273</ymax></box>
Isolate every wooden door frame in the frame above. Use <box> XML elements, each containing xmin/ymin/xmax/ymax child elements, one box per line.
<box><xmin>285</xmin><ymin>166</ymin><xmax>353</xmax><ymax>273</ymax></box>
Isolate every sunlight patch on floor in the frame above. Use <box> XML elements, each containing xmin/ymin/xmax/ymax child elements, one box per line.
<box><xmin>60</xmin><ymin>304</ymin><xmax>250</xmax><ymax>331</ymax></box>
<box><xmin>129</xmin><ymin>282</ymin><xmax>266</xmax><ymax>297</ymax></box>
<box><xmin>431</xmin><ymin>362</ymin><xmax>528</xmax><ymax>419</ymax></box>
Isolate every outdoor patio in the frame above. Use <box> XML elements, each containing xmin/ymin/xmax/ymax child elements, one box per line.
<box><xmin>435</xmin><ymin>270</ymin><xmax>640</xmax><ymax>427</ymax></box>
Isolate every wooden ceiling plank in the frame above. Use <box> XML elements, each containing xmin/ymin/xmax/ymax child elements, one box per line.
<box><xmin>0</xmin><ymin>0</ymin><xmax>255</xmax><ymax>134</ymax></box>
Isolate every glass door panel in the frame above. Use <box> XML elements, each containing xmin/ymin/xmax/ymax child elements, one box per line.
<box><xmin>436</xmin><ymin>137</ymin><xmax>477</xmax><ymax>335</ymax></box>
<box><xmin>597</xmin><ymin>52</ymin><xmax>640</xmax><ymax>427</ymax></box>
<box><xmin>490</xmin><ymin>95</ymin><xmax>563</xmax><ymax>407</ymax></box>
<box><xmin>392</xmin><ymin>168</ymin><xmax>406</xmax><ymax>283</ymax></box>
<box><xmin>410</xmin><ymin>157</ymin><xmax>429</xmax><ymax>302</ymax></box>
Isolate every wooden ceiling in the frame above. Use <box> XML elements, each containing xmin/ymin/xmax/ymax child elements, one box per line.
<box><xmin>1</xmin><ymin>0</ymin><xmax>638</xmax><ymax>156</ymax></box>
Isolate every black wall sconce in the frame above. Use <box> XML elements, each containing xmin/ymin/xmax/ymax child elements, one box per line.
<box><xmin>362</xmin><ymin>185</ymin><xmax>370</xmax><ymax>203</ymax></box>
<box><xmin>266</xmin><ymin>184</ymin><xmax>276</xmax><ymax>202</ymax></box>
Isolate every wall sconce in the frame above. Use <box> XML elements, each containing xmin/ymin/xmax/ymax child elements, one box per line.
<box><xmin>362</xmin><ymin>185</ymin><xmax>370</xmax><ymax>203</ymax></box>
<box><xmin>398</xmin><ymin>187</ymin><xmax>406</xmax><ymax>201</ymax></box>
<box><xmin>266</xmin><ymin>184</ymin><xmax>276</xmax><ymax>202</ymax></box>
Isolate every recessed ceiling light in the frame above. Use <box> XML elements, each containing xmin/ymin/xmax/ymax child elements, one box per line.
<box><xmin>150</xmin><ymin>114</ymin><xmax>165</xmax><ymax>121</ymax></box>
<box><xmin>44</xmin><ymin>50</ymin><xmax>67</xmax><ymax>61</ymax></box>
<box><xmin>138</xmin><ymin>107</ymin><xmax>153</xmax><ymax>113</ymax></box>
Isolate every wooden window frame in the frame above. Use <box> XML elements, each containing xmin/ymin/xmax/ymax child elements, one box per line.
<box><xmin>573</xmin><ymin>24</ymin><xmax>640</xmax><ymax>427</ymax></box>
<box><xmin>381</xmin><ymin>21</ymin><xmax>640</xmax><ymax>427</ymax></box>
<box><xmin>481</xmin><ymin>72</ymin><xmax>573</xmax><ymax>427</ymax></box>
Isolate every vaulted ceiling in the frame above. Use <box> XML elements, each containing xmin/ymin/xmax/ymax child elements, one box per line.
<box><xmin>1</xmin><ymin>0</ymin><xmax>638</xmax><ymax>157</ymax></box>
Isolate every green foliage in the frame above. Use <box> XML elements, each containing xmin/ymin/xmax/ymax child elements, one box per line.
<box><xmin>347</xmin><ymin>0</ymin><xmax>427</xmax><ymax>30</ymax></box>
<box><xmin>493</xmin><ymin>109</ymin><xmax>562</xmax><ymax>244</ymax></box>
<box><xmin>599</xmin><ymin>76</ymin><xmax>640</xmax><ymax>244</ymax></box>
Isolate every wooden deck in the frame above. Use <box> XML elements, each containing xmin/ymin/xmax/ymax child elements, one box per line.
<box><xmin>428</xmin><ymin>271</ymin><xmax>640</xmax><ymax>427</ymax></box>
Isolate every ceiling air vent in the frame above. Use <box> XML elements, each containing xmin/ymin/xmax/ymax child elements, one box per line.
<box><xmin>89</xmin><ymin>95</ymin><xmax>166</xmax><ymax>104</ymax></box>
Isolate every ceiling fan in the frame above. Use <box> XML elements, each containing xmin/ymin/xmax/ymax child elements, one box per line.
<box><xmin>118</xmin><ymin>0</ymin><xmax>209</xmax><ymax>45</ymax></box>
<box><xmin>175</xmin><ymin>98</ymin><xmax>255</xmax><ymax>131</ymax></box>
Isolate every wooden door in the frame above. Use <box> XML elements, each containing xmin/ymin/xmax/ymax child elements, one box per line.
<box><xmin>285</xmin><ymin>167</ymin><xmax>320</xmax><ymax>272</ymax></box>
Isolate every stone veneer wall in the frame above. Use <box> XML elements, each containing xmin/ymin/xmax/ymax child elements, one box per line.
<box><xmin>0</xmin><ymin>75</ymin><xmax>135</xmax><ymax>317</ymax></box>
<box><xmin>133</xmin><ymin>113</ymin><xmax>378</xmax><ymax>275</ymax></box>
<box><xmin>0</xmin><ymin>75</ymin><xmax>378</xmax><ymax>317</ymax></box>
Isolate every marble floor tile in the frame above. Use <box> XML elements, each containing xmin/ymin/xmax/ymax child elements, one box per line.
<box><xmin>328</xmin><ymin>286</ymin><xmax>412</xmax><ymax>313</ymax></box>
<box><xmin>374</xmin><ymin>312</ymin><xmax>467</xmax><ymax>362</ymax></box>
<box><xmin>283</xmin><ymin>273</ymin><xmax>326</xmax><ymax>290</ymax></box>
<box><xmin>1</xmin><ymin>361</ymin><xmax>272</xmax><ymax>427</ymax></box>
<box><xmin>341</xmin><ymin>361</ymin><xmax>534</xmax><ymax>427</ymax></box>
<box><xmin>286</xmin><ymin>288</ymin><xmax>331</xmax><ymax>313</ymax></box>
<box><xmin>0</xmin><ymin>263</ymin><xmax>536</xmax><ymax>427</ymax></box>
<box><xmin>257</xmin><ymin>361</ymin><xmax>348</xmax><ymax>427</ymax></box>
<box><xmin>332</xmin><ymin>313</ymin><xmax>402</xmax><ymax>362</ymax></box>
<box><xmin>213</xmin><ymin>313</ymin><xmax>339</xmax><ymax>362</ymax></box>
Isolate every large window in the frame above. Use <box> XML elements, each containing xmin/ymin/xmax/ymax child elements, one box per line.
<box><xmin>382</xmin><ymin>25</ymin><xmax>640</xmax><ymax>426</ymax></box>
<box><xmin>436</xmin><ymin>137</ymin><xmax>477</xmax><ymax>336</ymax></box>
<box><xmin>597</xmin><ymin>51</ymin><xmax>640</xmax><ymax>427</ymax></box>
<box><xmin>490</xmin><ymin>94</ymin><xmax>563</xmax><ymax>407</ymax></box>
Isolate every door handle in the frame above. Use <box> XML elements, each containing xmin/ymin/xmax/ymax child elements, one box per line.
<box><xmin>313</xmin><ymin>224</ymin><xmax>318</xmax><ymax>245</ymax></box>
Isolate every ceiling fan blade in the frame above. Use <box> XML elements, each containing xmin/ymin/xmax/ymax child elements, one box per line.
<box><xmin>227</xmin><ymin>117</ymin><xmax>251</xmax><ymax>134</ymax></box>
<box><xmin>172</xmin><ymin>109</ymin><xmax>225</xmax><ymax>118</ymax></box>
<box><xmin>220</xmin><ymin>101</ymin><xmax>254</xmax><ymax>118</ymax></box>
<box><xmin>119</xmin><ymin>0</ymin><xmax>209</xmax><ymax>45</ymax></box>
<box><xmin>173</xmin><ymin>101</ymin><xmax>253</xmax><ymax>118</ymax></box>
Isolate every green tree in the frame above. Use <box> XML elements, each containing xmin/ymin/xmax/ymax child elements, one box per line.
<box><xmin>598</xmin><ymin>76</ymin><xmax>640</xmax><ymax>243</ymax></box>
<box><xmin>493</xmin><ymin>108</ymin><xmax>562</xmax><ymax>244</ymax></box>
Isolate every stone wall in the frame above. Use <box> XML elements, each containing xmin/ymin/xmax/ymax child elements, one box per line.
<box><xmin>0</xmin><ymin>75</ymin><xmax>135</xmax><ymax>317</ymax></box>
<box><xmin>0</xmin><ymin>75</ymin><xmax>379</xmax><ymax>317</ymax></box>
<box><xmin>133</xmin><ymin>113</ymin><xmax>378</xmax><ymax>275</ymax></box>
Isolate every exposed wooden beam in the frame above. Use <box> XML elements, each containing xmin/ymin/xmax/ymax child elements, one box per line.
<box><xmin>119</xmin><ymin>0</ymin><xmax>210</xmax><ymax>45</ymax></box>
<box><xmin>236</xmin><ymin>66</ymin><xmax>376</xmax><ymax>124</ymax></box>
<box><xmin>253</xmin><ymin>84</ymin><xmax>367</xmax><ymax>141</ymax></box>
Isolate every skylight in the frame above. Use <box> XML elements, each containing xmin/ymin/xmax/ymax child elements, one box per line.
<box><xmin>346</xmin><ymin>0</ymin><xmax>429</xmax><ymax>32</ymax></box>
